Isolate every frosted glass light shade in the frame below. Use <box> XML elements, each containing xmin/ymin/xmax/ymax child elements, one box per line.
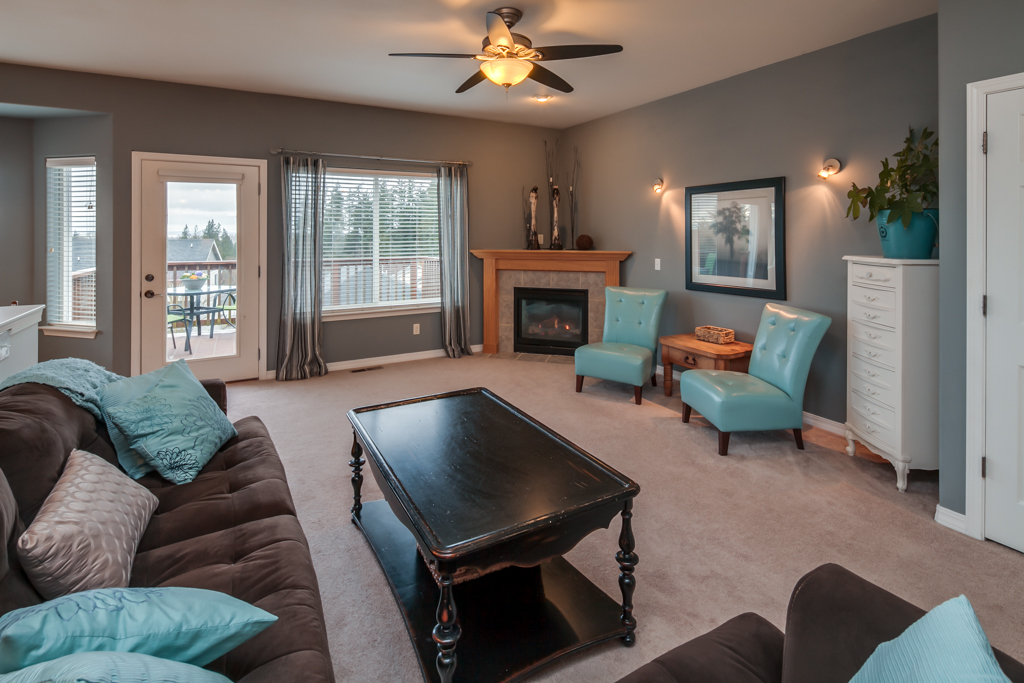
<box><xmin>480</xmin><ymin>59</ymin><xmax>534</xmax><ymax>87</ymax></box>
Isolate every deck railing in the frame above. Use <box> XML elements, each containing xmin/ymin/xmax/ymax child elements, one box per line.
<box><xmin>322</xmin><ymin>256</ymin><xmax>440</xmax><ymax>308</ymax></box>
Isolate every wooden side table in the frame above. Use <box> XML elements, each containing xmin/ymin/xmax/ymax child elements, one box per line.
<box><xmin>660</xmin><ymin>333</ymin><xmax>754</xmax><ymax>397</ymax></box>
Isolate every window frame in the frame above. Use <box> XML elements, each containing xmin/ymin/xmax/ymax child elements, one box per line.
<box><xmin>41</xmin><ymin>156</ymin><xmax>98</xmax><ymax>337</ymax></box>
<box><xmin>320</xmin><ymin>167</ymin><xmax>441</xmax><ymax>322</ymax></box>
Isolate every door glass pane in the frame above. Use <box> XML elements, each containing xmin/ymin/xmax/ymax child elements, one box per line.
<box><xmin>165</xmin><ymin>182</ymin><xmax>238</xmax><ymax>362</ymax></box>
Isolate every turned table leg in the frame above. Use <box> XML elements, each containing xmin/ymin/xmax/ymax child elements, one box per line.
<box><xmin>433</xmin><ymin>573</ymin><xmax>461</xmax><ymax>683</ymax></box>
<box><xmin>663</xmin><ymin>362</ymin><xmax>673</xmax><ymax>397</ymax></box>
<box><xmin>349</xmin><ymin>432</ymin><xmax>364</xmax><ymax>516</ymax></box>
<box><xmin>616</xmin><ymin>499</ymin><xmax>638</xmax><ymax>646</ymax></box>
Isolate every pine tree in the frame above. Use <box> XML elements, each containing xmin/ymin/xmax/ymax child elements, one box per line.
<box><xmin>180</xmin><ymin>225</ymin><xmax>191</xmax><ymax>239</ymax></box>
<box><xmin>217</xmin><ymin>227</ymin><xmax>236</xmax><ymax>259</ymax></box>
<box><xmin>202</xmin><ymin>219</ymin><xmax>221</xmax><ymax>240</ymax></box>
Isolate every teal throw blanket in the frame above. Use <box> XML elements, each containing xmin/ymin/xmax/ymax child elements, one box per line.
<box><xmin>0</xmin><ymin>358</ymin><xmax>122</xmax><ymax>419</ymax></box>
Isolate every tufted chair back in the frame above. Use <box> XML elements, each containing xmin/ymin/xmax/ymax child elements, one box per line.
<box><xmin>602</xmin><ymin>287</ymin><xmax>668</xmax><ymax>354</ymax></box>
<box><xmin>748</xmin><ymin>303</ymin><xmax>831</xmax><ymax>406</ymax></box>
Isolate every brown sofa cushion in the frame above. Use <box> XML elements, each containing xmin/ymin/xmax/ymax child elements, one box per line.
<box><xmin>131</xmin><ymin>515</ymin><xmax>333</xmax><ymax>683</ymax></box>
<box><xmin>138</xmin><ymin>417</ymin><xmax>297</xmax><ymax>552</ymax></box>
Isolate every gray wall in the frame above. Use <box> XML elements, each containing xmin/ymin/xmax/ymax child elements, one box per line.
<box><xmin>937</xmin><ymin>0</ymin><xmax>1024</xmax><ymax>513</ymax></box>
<box><xmin>559</xmin><ymin>16</ymin><xmax>938</xmax><ymax>422</ymax></box>
<box><xmin>0</xmin><ymin>117</ymin><xmax>34</xmax><ymax>305</ymax></box>
<box><xmin>32</xmin><ymin>115</ymin><xmax>114</xmax><ymax>369</ymax></box>
<box><xmin>0</xmin><ymin>64</ymin><xmax>556</xmax><ymax>375</ymax></box>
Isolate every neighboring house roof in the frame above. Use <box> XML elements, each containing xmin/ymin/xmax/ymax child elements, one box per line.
<box><xmin>166</xmin><ymin>239</ymin><xmax>222</xmax><ymax>262</ymax></box>
<box><xmin>71</xmin><ymin>237</ymin><xmax>96</xmax><ymax>272</ymax></box>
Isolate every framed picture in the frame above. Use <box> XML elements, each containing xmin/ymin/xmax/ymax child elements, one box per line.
<box><xmin>684</xmin><ymin>177</ymin><xmax>786</xmax><ymax>300</ymax></box>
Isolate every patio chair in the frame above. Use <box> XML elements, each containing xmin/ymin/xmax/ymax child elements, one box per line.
<box><xmin>167</xmin><ymin>304</ymin><xmax>193</xmax><ymax>353</ymax></box>
<box><xmin>213</xmin><ymin>292</ymin><xmax>237</xmax><ymax>329</ymax></box>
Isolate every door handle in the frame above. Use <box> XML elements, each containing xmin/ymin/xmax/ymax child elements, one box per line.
<box><xmin>144</xmin><ymin>290</ymin><xmax>165</xmax><ymax>299</ymax></box>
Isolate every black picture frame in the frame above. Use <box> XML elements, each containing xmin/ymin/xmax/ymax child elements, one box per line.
<box><xmin>684</xmin><ymin>176</ymin><xmax>787</xmax><ymax>300</ymax></box>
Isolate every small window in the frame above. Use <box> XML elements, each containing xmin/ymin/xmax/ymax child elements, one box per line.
<box><xmin>46</xmin><ymin>157</ymin><xmax>97</xmax><ymax>327</ymax></box>
<box><xmin>321</xmin><ymin>169</ymin><xmax>440</xmax><ymax>315</ymax></box>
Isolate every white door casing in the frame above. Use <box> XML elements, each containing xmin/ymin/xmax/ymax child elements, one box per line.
<box><xmin>131</xmin><ymin>153</ymin><xmax>267</xmax><ymax>382</ymax></box>
<box><xmin>982</xmin><ymin>87</ymin><xmax>1024</xmax><ymax>552</ymax></box>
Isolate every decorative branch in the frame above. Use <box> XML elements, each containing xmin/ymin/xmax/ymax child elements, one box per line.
<box><xmin>544</xmin><ymin>139</ymin><xmax>560</xmax><ymax>247</ymax></box>
<box><xmin>568</xmin><ymin>146</ymin><xmax>581</xmax><ymax>249</ymax></box>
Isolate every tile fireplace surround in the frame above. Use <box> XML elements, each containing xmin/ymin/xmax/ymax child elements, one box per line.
<box><xmin>470</xmin><ymin>250</ymin><xmax>632</xmax><ymax>354</ymax></box>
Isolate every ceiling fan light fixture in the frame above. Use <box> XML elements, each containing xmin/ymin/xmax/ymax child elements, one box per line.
<box><xmin>480</xmin><ymin>58</ymin><xmax>533</xmax><ymax>89</ymax></box>
<box><xmin>532</xmin><ymin>94</ymin><xmax>553</xmax><ymax>103</ymax></box>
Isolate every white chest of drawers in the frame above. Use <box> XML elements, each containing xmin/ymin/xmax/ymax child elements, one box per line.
<box><xmin>843</xmin><ymin>256</ymin><xmax>939</xmax><ymax>492</ymax></box>
<box><xmin>0</xmin><ymin>305</ymin><xmax>45</xmax><ymax>384</ymax></box>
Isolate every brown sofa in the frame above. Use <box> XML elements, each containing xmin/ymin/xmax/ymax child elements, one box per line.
<box><xmin>0</xmin><ymin>381</ymin><xmax>334</xmax><ymax>683</ymax></box>
<box><xmin>617</xmin><ymin>563</ymin><xmax>1024</xmax><ymax>683</ymax></box>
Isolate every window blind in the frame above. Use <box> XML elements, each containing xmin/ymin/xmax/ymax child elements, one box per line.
<box><xmin>321</xmin><ymin>169</ymin><xmax>440</xmax><ymax>311</ymax></box>
<box><xmin>46</xmin><ymin>157</ymin><xmax>97</xmax><ymax>326</ymax></box>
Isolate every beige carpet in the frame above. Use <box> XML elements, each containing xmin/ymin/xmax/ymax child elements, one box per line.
<box><xmin>228</xmin><ymin>354</ymin><xmax>1024</xmax><ymax>682</ymax></box>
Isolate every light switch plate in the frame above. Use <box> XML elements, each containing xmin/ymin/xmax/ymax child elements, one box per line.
<box><xmin>413</xmin><ymin>323</ymin><xmax>420</xmax><ymax>335</ymax></box>
<box><xmin>655</xmin><ymin>259</ymin><xmax>661</xmax><ymax>270</ymax></box>
<box><xmin>539</xmin><ymin>234</ymin><xmax>544</xmax><ymax>245</ymax></box>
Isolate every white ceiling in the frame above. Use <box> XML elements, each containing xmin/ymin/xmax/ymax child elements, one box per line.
<box><xmin>0</xmin><ymin>0</ymin><xmax>937</xmax><ymax>130</ymax></box>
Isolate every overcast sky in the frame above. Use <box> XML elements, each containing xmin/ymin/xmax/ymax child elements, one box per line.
<box><xmin>166</xmin><ymin>182</ymin><xmax>237</xmax><ymax>238</ymax></box>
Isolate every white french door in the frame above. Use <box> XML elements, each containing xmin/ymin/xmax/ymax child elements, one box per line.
<box><xmin>984</xmin><ymin>86</ymin><xmax>1024</xmax><ymax>552</ymax></box>
<box><xmin>135</xmin><ymin>154</ymin><xmax>264</xmax><ymax>382</ymax></box>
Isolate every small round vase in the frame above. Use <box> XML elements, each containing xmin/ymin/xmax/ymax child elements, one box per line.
<box><xmin>876</xmin><ymin>209</ymin><xmax>938</xmax><ymax>259</ymax></box>
<box><xmin>181</xmin><ymin>278</ymin><xmax>208</xmax><ymax>291</ymax></box>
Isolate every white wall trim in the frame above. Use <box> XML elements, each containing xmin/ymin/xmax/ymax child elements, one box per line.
<box><xmin>964</xmin><ymin>73</ymin><xmax>1024</xmax><ymax>541</ymax></box>
<box><xmin>261</xmin><ymin>344</ymin><xmax>484</xmax><ymax>380</ymax></box>
<box><xmin>131</xmin><ymin>152</ymin><xmax>268</xmax><ymax>381</ymax></box>
<box><xmin>934</xmin><ymin>504</ymin><xmax>969</xmax><ymax>534</ymax></box>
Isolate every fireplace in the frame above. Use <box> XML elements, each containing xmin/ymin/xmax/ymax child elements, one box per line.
<box><xmin>514</xmin><ymin>287</ymin><xmax>589</xmax><ymax>356</ymax></box>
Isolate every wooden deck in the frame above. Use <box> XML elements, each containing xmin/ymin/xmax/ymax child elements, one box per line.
<box><xmin>167</xmin><ymin>324</ymin><xmax>236</xmax><ymax>361</ymax></box>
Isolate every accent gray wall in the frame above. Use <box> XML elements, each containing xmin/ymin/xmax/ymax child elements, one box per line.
<box><xmin>32</xmin><ymin>115</ymin><xmax>114</xmax><ymax>370</ymax></box>
<box><xmin>937</xmin><ymin>0</ymin><xmax>1024</xmax><ymax>514</ymax></box>
<box><xmin>559</xmin><ymin>16</ymin><xmax>938</xmax><ymax>423</ymax></box>
<box><xmin>0</xmin><ymin>117</ymin><xmax>34</xmax><ymax>306</ymax></box>
<box><xmin>0</xmin><ymin>63</ymin><xmax>556</xmax><ymax>375</ymax></box>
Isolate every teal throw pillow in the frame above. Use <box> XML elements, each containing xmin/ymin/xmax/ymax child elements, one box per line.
<box><xmin>0</xmin><ymin>586</ymin><xmax>276</xmax><ymax>674</ymax></box>
<box><xmin>849</xmin><ymin>595</ymin><xmax>1011</xmax><ymax>683</ymax></box>
<box><xmin>0</xmin><ymin>652</ymin><xmax>232</xmax><ymax>683</ymax></box>
<box><xmin>104</xmin><ymin>360</ymin><xmax>237</xmax><ymax>484</ymax></box>
<box><xmin>98</xmin><ymin>363</ymin><xmax>178</xmax><ymax>478</ymax></box>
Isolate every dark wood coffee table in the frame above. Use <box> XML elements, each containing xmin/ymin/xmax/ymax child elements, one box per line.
<box><xmin>347</xmin><ymin>388</ymin><xmax>641</xmax><ymax>683</ymax></box>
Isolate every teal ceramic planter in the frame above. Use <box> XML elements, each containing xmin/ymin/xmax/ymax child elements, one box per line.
<box><xmin>876</xmin><ymin>209</ymin><xmax>938</xmax><ymax>259</ymax></box>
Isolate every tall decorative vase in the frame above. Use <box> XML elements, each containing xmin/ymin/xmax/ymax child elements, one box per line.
<box><xmin>876</xmin><ymin>208</ymin><xmax>938</xmax><ymax>259</ymax></box>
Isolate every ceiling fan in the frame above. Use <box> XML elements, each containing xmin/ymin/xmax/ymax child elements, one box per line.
<box><xmin>389</xmin><ymin>7</ymin><xmax>623</xmax><ymax>94</ymax></box>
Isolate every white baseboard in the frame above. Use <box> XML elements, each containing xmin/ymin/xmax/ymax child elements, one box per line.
<box><xmin>934</xmin><ymin>504</ymin><xmax>969</xmax><ymax>535</ymax></box>
<box><xmin>654</xmin><ymin>364</ymin><xmax>844</xmax><ymax>435</ymax></box>
<box><xmin>260</xmin><ymin>344</ymin><xmax>483</xmax><ymax>379</ymax></box>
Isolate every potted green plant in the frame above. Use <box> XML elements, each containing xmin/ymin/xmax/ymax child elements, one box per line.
<box><xmin>846</xmin><ymin>127</ymin><xmax>938</xmax><ymax>259</ymax></box>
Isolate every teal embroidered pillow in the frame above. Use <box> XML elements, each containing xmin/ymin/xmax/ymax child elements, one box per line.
<box><xmin>0</xmin><ymin>587</ymin><xmax>276</xmax><ymax>673</ymax></box>
<box><xmin>0</xmin><ymin>652</ymin><xmax>233</xmax><ymax>683</ymax></box>
<box><xmin>98</xmin><ymin>363</ymin><xmax>178</xmax><ymax>478</ymax></box>
<box><xmin>849</xmin><ymin>595</ymin><xmax>1011</xmax><ymax>683</ymax></box>
<box><xmin>104</xmin><ymin>360</ymin><xmax>237</xmax><ymax>484</ymax></box>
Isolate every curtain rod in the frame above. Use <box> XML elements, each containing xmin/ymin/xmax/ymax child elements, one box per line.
<box><xmin>269</xmin><ymin>147</ymin><xmax>471</xmax><ymax>167</ymax></box>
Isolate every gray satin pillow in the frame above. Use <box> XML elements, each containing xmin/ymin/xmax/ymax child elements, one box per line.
<box><xmin>16</xmin><ymin>449</ymin><xmax>159</xmax><ymax>599</ymax></box>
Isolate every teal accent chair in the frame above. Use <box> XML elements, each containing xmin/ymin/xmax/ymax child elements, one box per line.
<box><xmin>575</xmin><ymin>286</ymin><xmax>668</xmax><ymax>405</ymax></box>
<box><xmin>678</xmin><ymin>303</ymin><xmax>831</xmax><ymax>455</ymax></box>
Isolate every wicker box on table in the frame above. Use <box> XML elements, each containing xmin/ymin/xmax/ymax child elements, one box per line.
<box><xmin>695</xmin><ymin>325</ymin><xmax>735</xmax><ymax>345</ymax></box>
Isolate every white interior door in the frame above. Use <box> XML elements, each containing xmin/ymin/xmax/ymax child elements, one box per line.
<box><xmin>985</xmin><ymin>86</ymin><xmax>1024</xmax><ymax>552</ymax></box>
<box><xmin>138</xmin><ymin>157</ymin><xmax>261</xmax><ymax>381</ymax></box>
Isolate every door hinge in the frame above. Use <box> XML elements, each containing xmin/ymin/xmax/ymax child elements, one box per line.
<box><xmin>258</xmin><ymin>265</ymin><xmax>261</xmax><ymax>277</ymax></box>
<box><xmin>982</xmin><ymin>294</ymin><xmax>988</xmax><ymax>316</ymax></box>
<box><xmin>982</xmin><ymin>456</ymin><xmax>987</xmax><ymax>478</ymax></box>
<box><xmin>258</xmin><ymin>348</ymin><xmax>261</xmax><ymax>361</ymax></box>
<box><xmin>258</xmin><ymin>182</ymin><xmax>262</xmax><ymax>195</ymax></box>
<box><xmin>983</xmin><ymin>131</ymin><xmax>988</xmax><ymax>154</ymax></box>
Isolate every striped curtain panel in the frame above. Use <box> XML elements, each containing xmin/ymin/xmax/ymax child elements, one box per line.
<box><xmin>438</xmin><ymin>164</ymin><xmax>473</xmax><ymax>358</ymax></box>
<box><xmin>277</xmin><ymin>156</ymin><xmax>329</xmax><ymax>380</ymax></box>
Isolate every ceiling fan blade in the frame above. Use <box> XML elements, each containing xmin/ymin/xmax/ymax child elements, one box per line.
<box><xmin>456</xmin><ymin>70</ymin><xmax>488</xmax><ymax>93</ymax></box>
<box><xmin>389</xmin><ymin>53</ymin><xmax>480</xmax><ymax>59</ymax></box>
<box><xmin>532</xmin><ymin>45</ymin><xmax>623</xmax><ymax>61</ymax></box>
<box><xmin>526</xmin><ymin>64</ymin><xmax>573</xmax><ymax>93</ymax></box>
<box><xmin>486</xmin><ymin>11</ymin><xmax>516</xmax><ymax>50</ymax></box>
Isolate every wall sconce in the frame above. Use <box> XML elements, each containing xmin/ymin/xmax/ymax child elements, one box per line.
<box><xmin>818</xmin><ymin>158</ymin><xmax>842</xmax><ymax>179</ymax></box>
<box><xmin>653</xmin><ymin>179</ymin><xmax>664</xmax><ymax>194</ymax></box>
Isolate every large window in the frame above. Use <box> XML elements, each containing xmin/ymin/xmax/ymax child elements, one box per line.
<box><xmin>322</xmin><ymin>169</ymin><xmax>440</xmax><ymax>316</ymax></box>
<box><xmin>46</xmin><ymin>157</ymin><xmax>97</xmax><ymax>327</ymax></box>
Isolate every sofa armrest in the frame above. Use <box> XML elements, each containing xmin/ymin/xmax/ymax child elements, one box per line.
<box><xmin>781</xmin><ymin>563</ymin><xmax>1024</xmax><ymax>683</ymax></box>
<box><xmin>200</xmin><ymin>379</ymin><xmax>227</xmax><ymax>414</ymax></box>
<box><xmin>615</xmin><ymin>613</ymin><xmax>783</xmax><ymax>683</ymax></box>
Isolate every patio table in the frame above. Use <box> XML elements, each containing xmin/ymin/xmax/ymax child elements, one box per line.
<box><xmin>167</xmin><ymin>285</ymin><xmax>236</xmax><ymax>353</ymax></box>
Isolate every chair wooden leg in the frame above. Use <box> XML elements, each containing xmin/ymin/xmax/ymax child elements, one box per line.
<box><xmin>575</xmin><ymin>375</ymin><xmax>584</xmax><ymax>393</ymax></box>
<box><xmin>794</xmin><ymin>428</ymin><xmax>804</xmax><ymax>450</ymax></box>
<box><xmin>651</xmin><ymin>373</ymin><xmax>657</xmax><ymax>387</ymax></box>
<box><xmin>682</xmin><ymin>403</ymin><xmax>692</xmax><ymax>423</ymax></box>
<box><xmin>718</xmin><ymin>431</ymin><xmax>730</xmax><ymax>456</ymax></box>
<box><xmin>634</xmin><ymin>386</ymin><xmax>642</xmax><ymax>405</ymax></box>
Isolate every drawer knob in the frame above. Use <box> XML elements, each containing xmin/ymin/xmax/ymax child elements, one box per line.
<box><xmin>866</xmin><ymin>351</ymin><xmax>879</xmax><ymax>358</ymax></box>
<box><xmin>864</xmin><ymin>313</ymin><xmax>880</xmax><ymax>320</ymax></box>
<box><xmin>864</xmin><ymin>424</ymin><xmax>877</xmax><ymax>433</ymax></box>
<box><xmin>864</xmin><ymin>295</ymin><xmax>878</xmax><ymax>302</ymax></box>
<box><xmin>864</xmin><ymin>405</ymin><xmax>878</xmax><ymax>415</ymax></box>
<box><xmin>865</xmin><ymin>369</ymin><xmax>878</xmax><ymax>377</ymax></box>
<box><xmin>866</xmin><ymin>332</ymin><xmax>880</xmax><ymax>340</ymax></box>
<box><xmin>865</xmin><ymin>387</ymin><xmax>878</xmax><ymax>395</ymax></box>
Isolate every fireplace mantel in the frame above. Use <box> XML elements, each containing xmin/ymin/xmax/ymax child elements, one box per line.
<box><xmin>471</xmin><ymin>250</ymin><xmax>632</xmax><ymax>354</ymax></box>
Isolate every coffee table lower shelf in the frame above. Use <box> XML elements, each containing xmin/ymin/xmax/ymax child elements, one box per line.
<box><xmin>354</xmin><ymin>499</ymin><xmax>629</xmax><ymax>683</ymax></box>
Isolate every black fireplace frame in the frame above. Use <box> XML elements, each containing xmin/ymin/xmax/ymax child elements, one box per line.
<box><xmin>513</xmin><ymin>287</ymin><xmax>589</xmax><ymax>356</ymax></box>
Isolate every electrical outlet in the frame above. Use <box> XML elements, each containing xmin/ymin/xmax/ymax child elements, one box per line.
<box><xmin>655</xmin><ymin>258</ymin><xmax>661</xmax><ymax>270</ymax></box>
<box><xmin>539</xmin><ymin>234</ymin><xmax>544</xmax><ymax>245</ymax></box>
<box><xmin>413</xmin><ymin>323</ymin><xmax>420</xmax><ymax>335</ymax></box>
